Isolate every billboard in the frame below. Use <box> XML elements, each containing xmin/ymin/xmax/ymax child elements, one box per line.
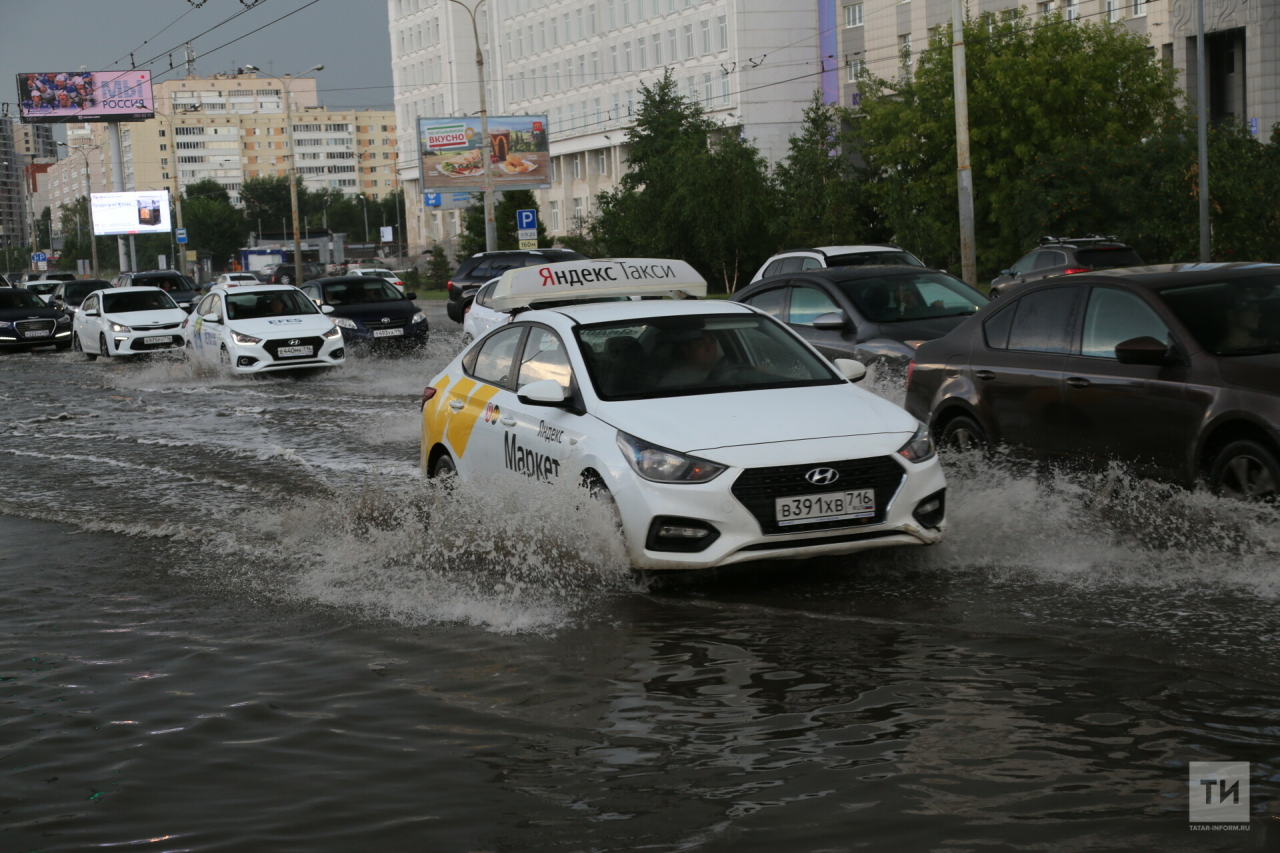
<box><xmin>16</xmin><ymin>70</ymin><xmax>154</xmax><ymax>123</ymax></box>
<box><xmin>418</xmin><ymin>115</ymin><xmax>550</xmax><ymax>191</ymax></box>
<box><xmin>91</xmin><ymin>191</ymin><xmax>171</xmax><ymax>236</ymax></box>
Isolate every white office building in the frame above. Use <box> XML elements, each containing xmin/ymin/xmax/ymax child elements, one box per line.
<box><xmin>388</xmin><ymin>0</ymin><xmax>820</xmax><ymax>254</ymax></box>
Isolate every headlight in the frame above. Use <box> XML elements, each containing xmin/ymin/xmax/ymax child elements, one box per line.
<box><xmin>411</xmin><ymin>311</ymin><xmax>426</xmax><ymax>324</ymax></box>
<box><xmin>110</xmin><ymin>322</ymin><xmax>131</xmax><ymax>333</ymax></box>
<box><xmin>231</xmin><ymin>331</ymin><xmax>261</xmax><ymax>345</ymax></box>
<box><xmin>0</xmin><ymin>321</ymin><xmax>13</xmax><ymax>329</ymax></box>
<box><xmin>322</xmin><ymin>326</ymin><xmax>342</xmax><ymax>339</ymax></box>
<box><xmin>332</xmin><ymin>317</ymin><xmax>358</xmax><ymax>329</ymax></box>
<box><xmin>897</xmin><ymin>424</ymin><xmax>936</xmax><ymax>463</ymax></box>
<box><xmin>616</xmin><ymin>431</ymin><xmax>726</xmax><ymax>483</ymax></box>
<box><xmin>56</xmin><ymin>314</ymin><xmax>70</xmax><ymax>324</ymax></box>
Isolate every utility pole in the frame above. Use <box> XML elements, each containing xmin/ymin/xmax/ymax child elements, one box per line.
<box><xmin>951</xmin><ymin>0</ymin><xmax>977</xmax><ymax>287</ymax></box>
<box><xmin>107</xmin><ymin>122</ymin><xmax>129</xmax><ymax>272</ymax></box>
<box><xmin>450</xmin><ymin>0</ymin><xmax>497</xmax><ymax>252</ymax></box>
<box><xmin>1196</xmin><ymin>0</ymin><xmax>1211</xmax><ymax>261</ymax></box>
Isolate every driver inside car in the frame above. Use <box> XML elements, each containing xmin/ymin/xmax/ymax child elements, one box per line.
<box><xmin>660</xmin><ymin>329</ymin><xmax>723</xmax><ymax>387</ymax></box>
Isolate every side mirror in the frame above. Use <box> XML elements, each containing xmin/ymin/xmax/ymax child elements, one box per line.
<box><xmin>201</xmin><ymin>312</ymin><xmax>221</xmax><ymax>324</ymax></box>
<box><xmin>405</xmin><ymin>292</ymin><xmax>418</xmax><ymax>301</ymax></box>
<box><xmin>84</xmin><ymin>309</ymin><xmax>100</xmax><ymax>317</ymax></box>
<box><xmin>517</xmin><ymin>379</ymin><xmax>568</xmax><ymax>406</ymax></box>
<box><xmin>1115</xmin><ymin>335</ymin><xmax>1176</xmax><ymax>366</ymax></box>
<box><xmin>811</xmin><ymin>311</ymin><xmax>848</xmax><ymax>332</ymax></box>
<box><xmin>834</xmin><ymin>358</ymin><xmax>867</xmax><ymax>382</ymax></box>
<box><xmin>321</xmin><ymin>304</ymin><xmax>335</xmax><ymax>314</ymax></box>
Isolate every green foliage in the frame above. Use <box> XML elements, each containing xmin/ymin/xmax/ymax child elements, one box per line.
<box><xmin>240</xmin><ymin>175</ymin><xmax>308</xmax><ymax>231</ymax></box>
<box><xmin>183</xmin><ymin>179</ymin><xmax>231</xmax><ymax>205</ymax></box>
<box><xmin>458</xmin><ymin>189</ymin><xmax>551</xmax><ymax>257</ymax></box>
<box><xmin>55</xmin><ymin>196</ymin><xmax>116</xmax><ymax>274</ymax></box>
<box><xmin>425</xmin><ymin>244</ymin><xmax>452</xmax><ymax>290</ymax></box>
<box><xmin>184</xmin><ymin>194</ymin><xmax>248</xmax><ymax>271</ymax></box>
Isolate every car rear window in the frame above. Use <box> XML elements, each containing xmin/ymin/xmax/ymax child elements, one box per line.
<box><xmin>826</xmin><ymin>251</ymin><xmax>925</xmax><ymax>268</ymax></box>
<box><xmin>1004</xmin><ymin>287</ymin><xmax>1081</xmax><ymax>353</ymax></box>
<box><xmin>836</xmin><ymin>272</ymin><xmax>987</xmax><ymax>323</ymax></box>
<box><xmin>135</xmin><ymin>275</ymin><xmax>189</xmax><ymax>292</ymax></box>
<box><xmin>1075</xmin><ymin>247</ymin><xmax>1143</xmax><ymax>269</ymax></box>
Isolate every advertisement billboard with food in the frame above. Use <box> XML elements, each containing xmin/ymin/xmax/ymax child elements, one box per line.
<box><xmin>15</xmin><ymin>70</ymin><xmax>154</xmax><ymax>123</ymax></box>
<box><xmin>418</xmin><ymin>115</ymin><xmax>551</xmax><ymax>191</ymax></box>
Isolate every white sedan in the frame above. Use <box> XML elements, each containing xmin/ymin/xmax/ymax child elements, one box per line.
<box><xmin>73</xmin><ymin>286</ymin><xmax>188</xmax><ymax>359</ymax></box>
<box><xmin>460</xmin><ymin>278</ymin><xmax>505</xmax><ymax>344</ymax></box>
<box><xmin>183</xmin><ymin>284</ymin><xmax>345</xmax><ymax>374</ymax></box>
<box><xmin>420</xmin><ymin>259</ymin><xmax>947</xmax><ymax>572</ymax></box>
<box><xmin>212</xmin><ymin>273</ymin><xmax>261</xmax><ymax>287</ymax></box>
<box><xmin>348</xmin><ymin>268</ymin><xmax>405</xmax><ymax>293</ymax></box>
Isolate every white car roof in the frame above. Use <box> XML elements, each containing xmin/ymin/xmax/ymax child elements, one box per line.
<box><xmin>538</xmin><ymin>298</ymin><xmax>753</xmax><ymax>324</ymax></box>
<box><xmin>103</xmin><ymin>285</ymin><xmax>168</xmax><ymax>293</ymax></box>
<box><xmin>812</xmin><ymin>245</ymin><xmax>904</xmax><ymax>255</ymax></box>
<box><xmin>207</xmin><ymin>284</ymin><xmax>299</xmax><ymax>295</ymax></box>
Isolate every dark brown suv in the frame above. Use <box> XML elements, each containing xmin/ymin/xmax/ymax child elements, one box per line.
<box><xmin>905</xmin><ymin>264</ymin><xmax>1280</xmax><ymax>501</ymax></box>
<box><xmin>989</xmin><ymin>236</ymin><xmax>1143</xmax><ymax>297</ymax></box>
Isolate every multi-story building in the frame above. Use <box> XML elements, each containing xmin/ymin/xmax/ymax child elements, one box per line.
<box><xmin>86</xmin><ymin>72</ymin><xmax>397</xmax><ymax>209</ymax></box>
<box><xmin>388</xmin><ymin>0</ymin><xmax>820</xmax><ymax>254</ymax></box>
<box><xmin>841</xmin><ymin>0</ymin><xmax>1278</xmax><ymax>135</ymax></box>
<box><xmin>46</xmin><ymin>124</ymin><xmax>110</xmax><ymax>238</ymax></box>
<box><xmin>0</xmin><ymin>119</ymin><xmax>23</xmax><ymax>249</ymax></box>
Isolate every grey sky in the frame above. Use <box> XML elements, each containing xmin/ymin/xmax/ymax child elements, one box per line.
<box><xmin>2</xmin><ymin>0</ymin><xmax>394</xmax><ymax>140</ymax></box>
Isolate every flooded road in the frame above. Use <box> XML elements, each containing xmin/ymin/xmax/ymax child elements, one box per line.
<box><xmin>2</xmin><ymin>331</ymin><xmax>1279</xmax><ymax>851</ymax></box>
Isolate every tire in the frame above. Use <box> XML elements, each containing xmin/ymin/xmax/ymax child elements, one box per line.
<box><xmin>430</xmin><ymin>452</ymin><xmax>457</xmax><ymax>479</ymax></box>
<box><xmin>460</xmin><ymin>333</ymin><xmax>473</xmax><ymax>346</ymax></box>
<box><xmin>1209</xmin><ymin>439</ymin><xmax>1280</xmax><ymax>502</ymax></box>
<box><xmin>99</xmin><ymin>333</ymin><xmax>110</xmax><ymax>358</ymax></box>
<box><xmin>280</xmin><ymin>274</ymin><xmax>293</xmax><ymax>286</ymax></box>
<box><xmin>938</xmin><ymin>413</ymin><xmax>988</xmax><ymax>453</ymax></box>
<box><xmin>74</xmin><ymin>332</ymin><xmax>96</xmax><ymax>361</ymax></box>
<box><xmin>219</xmin><ymin>345</ymin><xmax>231</xmax><ymax>368</ymax></box>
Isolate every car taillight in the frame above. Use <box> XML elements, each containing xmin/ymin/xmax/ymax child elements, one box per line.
<box><xmin>906</xmin><ymin>360</ymin><xmax>916</xmax><ymax>390</ymax></box>
<box><xmin>420</xmin><ymin>386</ymin><xmax>437</xmax><ymax>411</ymax></box>
<box><xmin>1063</xmin><ymin>267</ymin><xmax>1089</xmax><ymax>274</ymax></box>
<box><xmin>446</xmin><ymin>280</ymin><xmax>455</xmax><ymax>293</ymax></box>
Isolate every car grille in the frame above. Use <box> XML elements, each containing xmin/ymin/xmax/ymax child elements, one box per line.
<box><xmin>364</xmin><ymin>318</ymin><xmax>407</xmax><ymax>330</ymax></box>
<box><xmin>132</xmin><ymin>322</ymin><xmax>182</xmax><ymax>331</ymax></box>
<box><xmin>731</xmin><ymin>455</ymin><xmax>906</xmax><ymax>535</ymax></box>
<box><xmin>263</xmin><ymin>336</ymin><xmax>324</xmax><ymax>360</ymax></box>
<box><xmin>16</xmin><ymin>319</ymin><xmax>56</xmax><ymax>338</ymax></box>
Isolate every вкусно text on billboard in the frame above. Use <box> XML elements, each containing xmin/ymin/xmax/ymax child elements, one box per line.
<box><xmin>418</xmin><ymin>116</ymin><xmax>551</xmax><ymax>192</ymax></box>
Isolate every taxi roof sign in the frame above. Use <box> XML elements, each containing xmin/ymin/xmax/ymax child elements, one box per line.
<box><xmin>489</xmin><ymin>258</ymin><xmax>706</xmax><ymax>312</ymax></box>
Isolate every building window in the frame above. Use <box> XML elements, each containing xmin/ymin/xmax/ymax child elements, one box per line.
<box><xmin>637</xmin><ymin>36</ymin><xmax>647</xmax><ymax>68</ymax></box>
<box><xmin>654</xmin><ymin>33</ymin><xmax>663</xmax><ymax>65</ymax></box>
<box><xmin>683</xmin><ymin>24</ymin><xmax>694</xmax><ymax>57</ymax></box>
<box><xmin>1105</xmin><ymin>0</ymin><xmax>1120</xmax><ymax>20</ymax></box>
<box><xmin>550</xmin><ymin>200</ymin><xmax>561</xmax><ymax>231</ymax></box>
<box><xmin>1064</xmin><ymin>0</ymin><xmax>1078</xmax><ymax>20</ymax></box>
<box><xmin>573</xmin><ymin>197</ymin><xmax>583</xmax><ymax>225</ymax></box>
<box><xmin>717</xmin><ymin>15</ymin><xmax>727</xmax><ymax>49</ymax></box>
<box><xmin>700</xmin><ymin>20</ymin><xmax>711</xmax><ymax>53</ymax></box>
<box><xmin>844</xmin><ymin>3</ymin><xmax>863</xmax><ymax>26</ymax></box>
<box><xmin>846</xmin><ymin>58</ymin><xmax>865</xmax><ymax>82</ymax></box>
<box><xmin>624</xmin><ymin>41</ymin><xmax>633</xmax><ymax>72</ymax></box>
<box><xmin>720</xmin><ymin>75</ymin><xmax>730</xmax><ymax>104</ymax></box>
<box><xmin>668</xmin><ymin>29</ymin><xmax>677</xmax><ymax>61</ymax></box>
<box><xmin>597</xmin><ymin>149</ymin><xmax>608</xmax><ymax>174</ymax></box>
<box><xmin>572</xmin><ymin>153</ymin><xmax>582</xmax><ymax>179</ymax></box>
<box><xmin>1132</xmin><ymin>0</ymin><xmax>1146</xmax><ymax>14</ymax></box>
<box><xmin>899</xmin><ymin>33</ymin><xmax>912</xmax><ymax>66</ymax></box>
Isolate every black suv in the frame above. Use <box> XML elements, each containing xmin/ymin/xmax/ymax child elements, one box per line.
<box><xmin>262</xmin><ymin>262</ymin><xmax>325</xmax><ymax>286</ymax></box>
<box><xmin>989</xmin><ymin>236</ymin><xmax>1143</xmax><ymax>297</ymax></box>
<box><xmin>112</xmin><ymin>271</ymin><xmax>201</xmax><ymax>312</ymax></box>
<box><xmin>445</xmin><ymin>249</ymin><xmax>588</xmax><ymax>323</ymax></box>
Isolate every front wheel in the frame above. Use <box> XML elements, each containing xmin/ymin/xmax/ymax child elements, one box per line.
<box><xmin>1209</xmin><ymin>439</ymin><xmax>1279</xmax><ymax>502</ymax></box>
<box><xmin>939</xmin><ymin>414</ymin><xmax>988</xmax><ymax>454</ymax></box>
<box><xmin>430</xmin><ymin>452</ymin><xmax>457</xmax><ymax>479</ymax></box>
<box><xmin>99</xmin><ymin>333</ymin><xmax>110</xmax><ymax>358</ymax></box>
<box><xmin>74</xmin><ymin>331</ymin><xmax>96</xmax><ymax>361</ymax></box>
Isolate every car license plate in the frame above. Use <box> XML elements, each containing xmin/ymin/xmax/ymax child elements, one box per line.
<box><xmin>278</xmin><ymin>346</ymin><xmax>313</xmax><ymax>358</ymax></box>
<box><xmin>24</xmin><ymin>330</ymin><xmax>50</xmax><ymax>338</ymax></box>
<box><xmin>372</xmin><ymin>328</ymin><xmax>404</xmax><ymax>338</ymax></box>
<box><xmin>775</xmin><ymin>489</ymin><xmax>876</xmax><ymax>526</ymax></box>
<box><xmin>143</xmin><ymin>335</ymin><xmax>171</xmax><ymax>345</ymax></box>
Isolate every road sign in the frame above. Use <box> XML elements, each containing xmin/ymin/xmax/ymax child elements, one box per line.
<box><xmin>518</xmin><ymin>239</ymin><xmax>538</xmax><ymax>250</ymax></box>
<box><xmin>175</xmin><ymin>228</ymin><xmax>188</xmax><ymax>244</ymax></box>
<box><xmin>36</xmin><ymin>261</ymin><xmax>47</xmax><ymax>271</ymax></box>
<box><xmin>516</xmin><ymin>209</ymin><xmax>538</xmax><ymax>230</ymax></box>
<box><xmin>31</xmin><ymin>252</ymin><xmax>46</xmax><ymax>263</ymax></box>
<box><xmin>517</xmin><ymin>228</ymin><xmax>537</xmax><ymax>241</ymax></box>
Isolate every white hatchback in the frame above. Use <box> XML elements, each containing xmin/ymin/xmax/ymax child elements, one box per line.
<box><xmin>212</xmin><ymin>273</ymin><xmax>261</xmax><ymax>287</ymax></box>
<box><xmin>420</xmin><ymin>259</ymin><xmax>947</xmax><ymax>572</ymax></box>
<box><xmin>183</xmin><ymin>284</ymin><xmax>345</xmax><ymax>374</ymax></box>
<box><xmin>73</xmin><ymin>286</ymin><xmax>188</xmax><ymax>359</ymax></box>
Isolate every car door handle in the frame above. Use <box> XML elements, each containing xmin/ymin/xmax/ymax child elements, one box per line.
<box><xmin>448</xmin><ymin>399</ymin><xmax>465</xmax><ymax>411</ymax></box>
<box><xmin>500</xmin><ymin>415</ymin><xmax>516</xmax><ymax>426</ymax></box>
<box><xmin>974</xmin><ymin>370</ymin><xmax>995</xmax><ymax>381</ymax></box>
<box><xmin>1066</xmin><ymin>376</ymin><xmax>1092</xmax><ymax>389</ymax></box>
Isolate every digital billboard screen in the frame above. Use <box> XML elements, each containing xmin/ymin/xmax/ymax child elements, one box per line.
<box><xmin>16</xmin><ymin>70</ymin><xmax>155</xmax><ymax>123</ymax></box>
<box><xmin>91</xmin><ymin>191</ymin><xmax>171</xmax><ymax>236</ymax></box>
<box><xmin>418</xmin><ymin>115</ymin><xmax>551</xmax><ymax>191</ymax></box>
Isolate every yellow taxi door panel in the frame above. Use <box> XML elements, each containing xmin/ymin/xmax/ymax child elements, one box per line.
<box><xmin>442</xmin><ymin>377</ymin><xmax>503</xmax><ymax>476</ymax></box>
<box><xmin>420</xmin><ymin>374</ymin><xmax>452</xmax><ymax>471</ymax></box>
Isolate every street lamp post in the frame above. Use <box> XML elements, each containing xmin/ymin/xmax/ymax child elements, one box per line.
<box><xmin>158</xmin><ymin>102</ymin><xmax>202</xmax><ymax>274</ymax></box>
<box><xmin>56</xmin><ymin>141</ymin><xmax>101</xmax><ymax>278</ymax></box>
<box><xmin>246</xmin><ymin>64</ymin><xmax>323</xmax><ymax>286</ymax></box>
<box><xmin>449</xmin><ymin>0</ymin><xmax>497</xmax><ymax>252</ymax></box>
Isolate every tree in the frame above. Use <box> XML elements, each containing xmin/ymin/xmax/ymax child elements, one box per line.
<box><xmin>183</xmin><ymin>188</ymin><xmax>248</xmax><ymax>273</ymax></box>
<box><xmin>240</xmin><ymin>174</ymin><xmax>311</xmax><ymax>234</ymax></box>
<box><xmin>458</xmin><ymin>189</ymin><xmax>551</xmax><ymax>257</ymax></box>
<box><xmin>183</xmin><ymin>179</ymin><xmax>231</xmax><ymax>205</ymax></box>
<box><xmin>425</xmin><ymin>244</ymin><xmax>452</xmax><ymax>290</ymax></box>
<box><xmin>854</xmin><ymin>12</ymin><xmax>1181</xmax><ymax>276</ymax></box>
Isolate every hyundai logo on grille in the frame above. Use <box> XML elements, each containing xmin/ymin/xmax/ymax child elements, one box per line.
<box><xmin>805</xmin><ymin>467</ymin><xmax>840</xmax><ymax>486</ymax></box>
<box><xmin>288</xmin><ymin>339</ymin><xmax>300</xmax><ymax>346</ymax></box>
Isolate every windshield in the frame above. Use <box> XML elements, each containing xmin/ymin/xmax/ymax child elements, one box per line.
<box><xmin>103</xmin><ymin>290</ymin><xmax>178</xmax><ymax>313</ymax></box>
<box><xmin>826</xmin><ymin>251</ymin><xmax>926</xmax><ymax>268</ymax></box>
<box><xmin>63</xmin><ymin>281</ymin><xmax>102</xmax><ymax>301</ymax></box>
<box><xmin>837</xmin><ymin>271</ymin><xmax>987</xmax><ymax>323</ymax></box>
<box><xmin>322</xmin><ymin>280</ymin><xmax>404</xmax><ymax>304</ymax></box>
<box><xmin>1076</xmin><ymin>247</ymin><xmax>1143</xmax><ymax>269</ymax></box>
<box><xmin>0</xmin><ymin>289</ymin><xmax>46</xmax><ymax>309</ymax></box>
<box><xmin>225</xmin><ymin>290</ymin><xmax>319</xmax><ymax>320</ymax></box>
<box><xmin>136</xmin><ymin>275</ymin><xmax>190</xmax><ymax>293</ymax></box>
<box><xmin>1160</xmin><ymin>276</ymin><xmax>1280</xmax><ymax>356</ymax></box>
<box><xmin>26</xmin><ymin>282</ymin><xmax>59</xmax><ymax>295</ymax></box>
<box><xmin>576</xmin><ymin>313</ymin><xmax>841</xmax><ymax>400</ymax></box>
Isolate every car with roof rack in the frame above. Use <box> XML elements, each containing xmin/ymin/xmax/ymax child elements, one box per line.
<box><xmin>750</xmin><ymin>245</ymin><xmax>929</xmax><ymax>285</ymax></box>
<box><xmin>989</xmin><ymin>236</ymin><xmax>1143</xmax><ymax>297</ymax></box>
<box><xmin>420</xmin><ymin>258</ymin><xmax>947</xmax><ymax>572</ymax></box>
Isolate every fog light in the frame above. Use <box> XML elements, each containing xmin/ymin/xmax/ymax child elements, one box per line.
<box><xmin>330</xmin><ymin>348</ymin><xmax>345</xmax><ymax>360</ymax></box>
<box><xmin>237</xmin><ymin>356</ymin><xmax>258</xmax><ymax>367</ymax></box>
<box><xmin>646</xmin><ymin>516</ymin><xmax>720</xmax><ymax>553</ymax></box>
<box><xmin>913</xmin><ymin>489</ymin><xmax>946</xmax><ymax>529</ymax></box>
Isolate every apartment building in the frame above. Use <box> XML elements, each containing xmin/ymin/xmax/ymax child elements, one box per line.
<box><xmin>840</xmin><ymin>0</ymin><xmax>1279</xmax><ymax>135</ymax></box>
<box><xmin>388</xmin><ymin>0</ymin><xmax>820</xmax><ymax>254</ymax></box>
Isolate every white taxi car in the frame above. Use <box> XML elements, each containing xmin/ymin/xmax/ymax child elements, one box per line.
<box><xmin>73</xmin><ymin>286</ymin><xmax>188</xmax><ymax>359</ymax></box>
<box><xmin>183</xmin><ymin>284</ymin><xmax>345</xmax><ymax>374</ymax></box>
<box><xmin>420</xmin><ymin>259</ymin><xmax>947</xmax><ymax>572</ymax></box>
<box><xmin>460</xmin><ymin>278</ymin><xmax>504</xmax><ymax>344</ymax></box>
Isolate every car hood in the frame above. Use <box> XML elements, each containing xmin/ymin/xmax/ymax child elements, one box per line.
<box><xmin>227</xmin><ymin>314</ymin><xmax>336</xmax><ymax>336</ymax></box>
<box><xmin>591</xmin><ymin>384</ymin><xmax>919</xmax><ymax>462</ymax></box>
<box><xmin>866</xmin><ymin>315</ymin><xmax>975</xmax><ymax>343</ymax></box>
<box><xmin>0</xmin><ymin>305</ymin><xmax>63</xmax><ymax>321</ymax></box>
<box><xmin>106</xmin><ymin>308</ymin><xmax>190</xmax><ymax>327</ymax></box>
<box><xmin>327</xmin><ymin>300</ymin><xmax>417</xmax><ymax>321</ymax></box>
<box><xmin>1218</xmin><ymin>352</ymin><xmax>1280</xmax><ymax>395</ymax></box>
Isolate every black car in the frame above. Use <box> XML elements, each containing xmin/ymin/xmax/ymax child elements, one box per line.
<box><xmin>446</xmin><ymin>249</ymin><xmax>589</xmax><ymax>323</ymax></box>
<box><xmin>731</xmin><ymin>266</ymin><xmax>989</xmax><ymax>365</ymax></box>
<box><xmin>51</xmin><ymin>279</ymin><xmax>110</xmax><ymax>319</ymax></box>
<box><xmin>905</xmin><ymin>263</ymin><xmax>1280</xmax><ymax>500</ymax></box>
<box><xmin>0</xmin><ymin>287</ymin><xmax>73</xmax><ymax>351</ymax></box>
<box><xmin>262</xmin><ymin>262</ymin><xmax>325</xmax><ymax>286</ymax></box>
<box><xmin>301</xmin><ymin>276</ymin><xmax>428</xmax><ymax>349</ymax></box>
<box><xmin>990</xmin><ymin>236</ymin><xmax>1143</xmax><ymax>297</ymax></box>
<box><xmin>112</xmin><ymin>271</ymin><xmax>200</xmax><ymax>313</ymax></box>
